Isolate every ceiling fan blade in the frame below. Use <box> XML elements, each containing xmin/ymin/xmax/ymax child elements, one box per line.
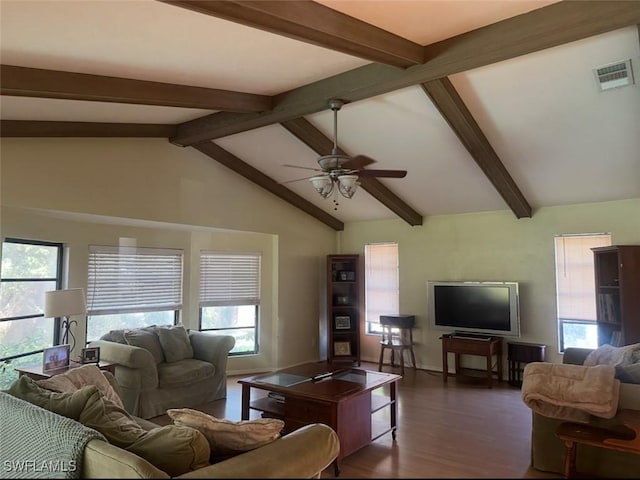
<box><xmin>282</xmin><ymin>164</ymin><xmax>322</xmax><ymax>172</ymax></box>
<box><xmin>358</xmin><ymin>169</ymin><xmax>407</xmax><ymax>178</ymax></box>
<box><xmin>342</xmin><ymin>155</ymin><xmax>376</xmax><ymax>170</ymax></box>
<box><xmin>279</xmin><ymin>174</ymin><xmax>321</xmax><ymax>185</ymax></box>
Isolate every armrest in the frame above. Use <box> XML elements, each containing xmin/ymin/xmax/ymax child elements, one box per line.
<box><xmin>89</xmin><ymin>340</ymin><xmax>158</xmax><ymax>390</ymax></box>
<box><xmin>562</xmin><ymin>348</ymin><xmax>593</xmax><ymax>366</ymax></box>
<box><xmin>189</xmin><ymin>331</ymin><xmax>235</xmax><ymax>367</ymax></box>
<box><xmin>176</xmin><ymin>423</ymin><xmax>339</xmax><ymax>479</ymax></box>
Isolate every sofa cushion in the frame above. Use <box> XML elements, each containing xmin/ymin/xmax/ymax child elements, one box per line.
<box><xmin>615</xmin><ymin>363</ymin><xmax>640</xmax><ymax>384</ymax></box>
<box><xmin>6</xmin><ymin>375</ymin><xmax>95</xmax><ymax>420</ymax></box>
<box><xmin>156</xmin><ymin>324</ymin><xmax>193</xmax><ymax>363</ymax></box>
<box><xmin>77</xmin><ymin>382</ymin><xmax>210</xmax><ymax>475</ymax></box>
<box><xmin>584</xmin><ymin>343</ymin><xmax>640</xmax><ymax>367</ymax></box>
<box><xmin>167</xmin><ymin>408</ymin><xmax>284</xmax><ymax>455</ymax></box>
<box><xmin>100</xmin><ymin>329</ymin><xmax>127</xmax><ymax>344</ymax></box>
<box><xmin>124</xmin><ymin>326</ymin><xmax>164</xmax><ymax>364</ymax></box>
<box><xmin>158</xmin><ymin>358</ymin><xmax>215</xmax><ymax>388</ymax></box>
<box><xmin>127</xmin><ymin>424</ymin><xmax>210</xmax><ymax>476</ymax></box>
<box><xmin>37</xmin><ymin>364</ymin><xmax>124</xmax><ymax>409</ymax></box>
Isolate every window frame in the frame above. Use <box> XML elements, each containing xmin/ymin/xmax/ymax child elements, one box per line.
<box><xmin>86</xmin><ymin>245</ymin><xmax>183</xmax><ymax>341</ymax></box>
<box><xmin>198</xmin><ymin>251</ymin><xmax>261</xmax><ymax>356</ymax></box>
<box><xmin>364</xmin><ymin>242</ymin><xmax>399</xmax><ymax>335</ymax></box>
<box><xmin>554</xmin><ymin>233</ymin><xmax>611</xmax><ymax>352</ymax></box>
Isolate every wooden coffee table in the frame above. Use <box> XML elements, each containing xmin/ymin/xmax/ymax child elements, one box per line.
<box><xmin>238</xmin><ymin>362</ymin><xmax>401</xmax><ymax>473</ymax></box>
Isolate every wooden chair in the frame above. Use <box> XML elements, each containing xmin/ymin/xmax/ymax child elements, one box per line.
<box><xmin>378</xmin><ymin>317</ymin><xmax>416</xmax><ymax>376</ymax></box>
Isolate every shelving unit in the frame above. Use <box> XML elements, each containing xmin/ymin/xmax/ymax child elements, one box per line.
<box><xmin>325</xmin><ymin>254</ymin><xmax>363</xmax><ymax>365</ymax></box>
<box><xmin>592</xmin><ymin>245</ymin><xmax>640</xmax><ymax>346</ymax></box>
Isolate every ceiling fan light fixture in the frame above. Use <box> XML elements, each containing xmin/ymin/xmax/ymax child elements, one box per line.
<box><xmin>337</xmin><ymin>174</ymin><xmax>359</xmax><ymax>199</ymax></box>
<box><xmin>310</xmin><ymin>176</ymin><xmax>333</xmax><ymax>198</ymax></box>
<box><xmin>317</xmin><ymin>153</ymin><xmax>350</xmax><ymax>171</ymax></box>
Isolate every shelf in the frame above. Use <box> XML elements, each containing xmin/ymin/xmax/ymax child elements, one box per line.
<box><xmin>250</xmin><ymin>397</ymin><xmax>284</xmax><ymax>418</ymax></box>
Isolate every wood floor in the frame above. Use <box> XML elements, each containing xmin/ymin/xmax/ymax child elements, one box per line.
<box><xmin>151</xmin><ymin>362</ymin><xmax>563</xmax><ymax>478</ymax></box>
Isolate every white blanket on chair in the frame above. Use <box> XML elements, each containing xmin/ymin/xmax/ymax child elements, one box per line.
<box><xmin>522</xmin><ymin>362</ymin><xmax>620</xmax><ymax>423</ymax></box>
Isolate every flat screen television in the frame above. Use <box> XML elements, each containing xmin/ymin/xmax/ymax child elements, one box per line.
<box><xmin>427</xmin><ymin>281</ymin><xmax>520</xmax><ymax>337</ymax></box>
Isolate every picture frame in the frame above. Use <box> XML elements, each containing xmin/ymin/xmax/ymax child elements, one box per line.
<box><xmin>334</xmin><ymin>315</ymin><xmax>351</xmax><ymax>330</ymax></box>
<box><xmin>333</xmin><ymin>341</ymin><xmax>351</xmax><ymax>356</ymax></box>
<box><xmin>43</xmin><ymin>344</ymin><xmax>70</xmax><ymax>372</ymax></box>
<box><xmin>80</xmin><ymin>346</ymin><xmax>100</xmax><ymax>364</ymax></box>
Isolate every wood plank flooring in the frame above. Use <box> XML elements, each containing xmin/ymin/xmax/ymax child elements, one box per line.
<box><xmin>151</xmin><ymin>362</ymin><xmax>562</xmax><ymax>478</ymax></box>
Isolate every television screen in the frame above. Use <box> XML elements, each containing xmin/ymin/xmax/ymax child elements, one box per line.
<box><xmin>428</xmin><ymin>281</ymin><xmax>520</xmax><ymax>337</ymax></box>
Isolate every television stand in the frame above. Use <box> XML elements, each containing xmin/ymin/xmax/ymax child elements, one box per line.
<box><xmin>440</xmin><ymin>333</ymin><xmax>503</xmax><ymax>388</ymax></box>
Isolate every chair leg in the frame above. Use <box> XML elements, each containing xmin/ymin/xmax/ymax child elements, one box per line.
<box><xmin>378</xmin><ymin>347</ymin><xmax>385</xmax><ymax>372</ymax></box>
<box><xmin>400</xmin><ymin>349</ymin><xmax>405</xmax><ymax>376</ymax></box>
<box><xmin>409</xmin><ymin>346</ymin><xmax>417</xmax><ymax>369</ymax></box>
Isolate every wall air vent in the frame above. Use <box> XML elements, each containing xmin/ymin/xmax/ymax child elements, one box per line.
<box><xmin>593</xmin><ymin>59</ymin><xmax>634</xmax><ymax>91</ymax></box>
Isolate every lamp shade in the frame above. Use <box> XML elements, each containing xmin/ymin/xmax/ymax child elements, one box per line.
<box><xmin>44</xmin><ymin>288</ymin><xmax>87</xmax><ymax>318</ymax></box>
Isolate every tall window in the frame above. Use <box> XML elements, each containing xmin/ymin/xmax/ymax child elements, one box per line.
<box><xmin>199</xmin><ymin>252</ymin><xmax>260</xmax><ymax>355</ymax></box>
<box><xmin>554</xmin><ymin>233</ymin><xmax>611</xmax><ymax>351</ymax></box>
<box><xmin>86</xmin><ymin>246</ymin><xmax>183</xmax><ymax>341</ymax></box>
<box><xmin>365</xmin><ymin>243</ymin><xmax>399</xmax><ymax>334</ymax></box>
<box><xmin>0</xmin><ymin>238</ymin><xmax>63</xmax><ymax>388</ymax></box>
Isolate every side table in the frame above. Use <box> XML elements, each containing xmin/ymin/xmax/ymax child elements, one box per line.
<box><xmin>15</xmin><ymin>360</ymin><xmax>117</xmax><ymax>380</ymax></box>
<box><xmin>507</xmin><ymin>341</ymin><xmax>545</xmax><ymax>386</ymax></box>
<box><xmin>556</xmin><ymin>410</ymin><xmax>640</xmax><ymax>478</ymax></box>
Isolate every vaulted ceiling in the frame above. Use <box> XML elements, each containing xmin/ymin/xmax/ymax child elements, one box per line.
<box><xmin>2</xmin><ymin>1</ymin><xmax>639</xmax><ymax>231</ymax></box>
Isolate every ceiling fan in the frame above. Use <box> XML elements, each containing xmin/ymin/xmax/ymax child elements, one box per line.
<box><xmin>283</xmin><ymin>99</ymin><xmax>407</xmax><ymax>202</ymax></box>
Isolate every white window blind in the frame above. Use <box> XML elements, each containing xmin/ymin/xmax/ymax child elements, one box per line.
<box><xmin>365</xmin><ymin>243</ymin><xmax>399</xmax><ymax>325</ymax></box>
<box><xmin>554</xmin><ymin>234</ymin><xmax>610</xmax><ymax>320</ymax></box>
<box><xmin>200</xmin><ymin>252</ymin><xmax>261</xmax><ymax>307</ymax></box>
<box><xmin>87</xmin><ymin>246</ymin><xmax>183</xmax><ymax>315</ymax></box>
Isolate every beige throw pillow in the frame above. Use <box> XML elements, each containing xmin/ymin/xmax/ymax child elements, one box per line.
<box><xmin>156</xmin><ymin>324</ymin><xmax>193</xmax><ymax>363</ymax></box>
<box><xmin>37</xmin><ymin>364</ymin><xmax>124</xmax><ymax>409</ymax></box>
<box><xmin>167</xmin><ymin>408</ymin><xmax>284</xmax><ymax>455</ymax></box>
<box><xmin>584</xmin><ymin>343</ymin><xmax>640</xmax><ymax>367</ymax></box>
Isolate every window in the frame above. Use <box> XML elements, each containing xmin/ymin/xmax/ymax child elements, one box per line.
<box><xmin>199</xmin><ymin>252</ymin><xmax>260</xmax><ymax>355</ymax></box>
<box><xmin>86</xmin><ymin>246</ymin><xmax>183</xmax><ymax>341</ymax></box>
<box><xmin>554</xmin><ymin>234</ymin><xmax>611</xmax><ymax>351</ymax></box>
<box><xmin>0</xmin><ymin>238</ymin><xmax>63</xmax><ymax>389</ymax></box>
<box><xmin>365</xmin><ymin>243</ymin><xmax>399</xmax><ymax>335</ymax></box>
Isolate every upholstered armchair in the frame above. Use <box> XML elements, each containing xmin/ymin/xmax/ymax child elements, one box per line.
<box><xmin>90</xmin><ymin>326</ymin><xmax>235</xmax><ymax>419</ymax></box>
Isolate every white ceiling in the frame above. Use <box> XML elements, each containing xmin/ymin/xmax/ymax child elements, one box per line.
<box><xmin>1</xmin><ymin>0</ymin><xmax>639</xmax><ymax>225</ymax></box>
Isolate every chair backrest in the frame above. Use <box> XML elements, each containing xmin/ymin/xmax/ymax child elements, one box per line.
<box><xmin>380</xmin><ymin>324</ymin><xmax>413</xmax><ymax>346</ymax></box>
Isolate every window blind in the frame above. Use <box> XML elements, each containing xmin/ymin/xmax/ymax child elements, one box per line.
<box><xmin>87</xmin><ymin>246</ymin><xmax>183</xmax><ymax>315</ymax></box>
<box><xmin>200</xmin><ymin>252</ymin><xmax>261</xmax><ymax>307</ymax></box>
<box><xmin>365</xmin><ymin>243</ymin><xmax>399</xmax><ymax>324</ymax></box>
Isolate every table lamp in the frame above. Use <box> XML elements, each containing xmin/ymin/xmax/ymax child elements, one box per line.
<box><xmin>44</xmin><ymin>288</ymin><xmax>86</xmax><ymax>352</ymax></box>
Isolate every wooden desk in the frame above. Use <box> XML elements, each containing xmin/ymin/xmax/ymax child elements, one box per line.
<box><xmin>16</xmin><ymin>360</ymin><xmax>117</xmax><ymax>380</ymax></box>
<box><xmin>441</xmin><ymin>333</ymin><xmax>503</xmax><ymax>388</ymax></box>
<box><xmin>556</xmin><ymin>410</ymin><xmax>640</xmax><ymax>478</ymax></box>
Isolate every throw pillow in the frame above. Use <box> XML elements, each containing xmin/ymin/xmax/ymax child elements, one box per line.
<box><xmin>126</xmin><ymin>425</ymin><xmax>210</xmax><ymax>476</ymax></box>
<box><xmin>6</xmin><ymin>376</ymin><xmax>96</xmax><ymax>420</ymax></box>
<box><xmin>167</xmin><ymin>408</ymin><xmax>284</xmax><ymax>455</ymax></box>
<box><xmin>584</xmin><ymin>343</ymin><xmax>640</xmax><ymax>367</ymax></box>
<box><xmin>37</xmin><ymin>364</ymin><xmax>124</xmax><ymax>409</ymax></box>
<box><xmin>124</xmin><ymin>326</ymin><xmax>164</xmax><ymax>364</ymax></box>
<box><xmin>615</xmin><ymin>363</ymin><xmax>640</xmax><ymax>384</ymax></box>
<box><xmin>156</xmin><ymin>324</ymin><xmax>194</xmax><ymax>363</ymax></box>
<box><xmin>100</xmin><ymin>329</ymin><xmax>127</xmax><ymax>344</ymax></box>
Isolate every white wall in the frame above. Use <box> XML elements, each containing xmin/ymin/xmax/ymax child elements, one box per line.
<box><xmin>0</xmin><ymin>138</ymin><xmax>337</xmax><ymax>373</ymax></box>
<box><xmin>339</xmin><ymin>199</ymin><xmax>640</xmax><ymax>374</ymax></box>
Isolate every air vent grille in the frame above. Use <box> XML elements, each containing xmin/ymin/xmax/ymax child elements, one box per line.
<box><xmin>594</xmin><ymin>59</ymin><xmax>634</xmax><ymax>91</ymax></box>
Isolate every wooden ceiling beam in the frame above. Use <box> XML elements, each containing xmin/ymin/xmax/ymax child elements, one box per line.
<box><xmin>281</xmin><ymin>117</ymin><xmax>423</xmax><ymax>226</ymax></box>
<box><xmin>0</xmin><ymin>120</ymin><xmax>176</xmax><ymax>138</ymax></box>
<box><xmin>160</xmin><ymin>0</ymin><xmax>424</xmax><ymax>68</ymax></box>
<box><xmin>192</xmin><ymin>141</ymin><xmax>344</xmax><ymax>231</ymax></box>
<box><xmin>420</xmin><ymin>78</ymin><xmax>531</xmax><ymax>219</ymax></box>
<box><xmin>171</xmin><ymin>1</ymin><xmax>640</xmax><ymax>146</ymax></box>
<box><xmin>0</xmin><ymin>64</ymin><xmax>272</xmax><ymax>113</ymax></box>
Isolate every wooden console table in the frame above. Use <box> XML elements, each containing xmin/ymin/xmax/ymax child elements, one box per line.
<box><xmin>16</xmin><ymin>360</ymin><xmax>116</xmax><ymax>380</ymax></box>
<box><xmin>441</xmin><ymin>333</ymin><xmax>503</xmax><ymax>388</ymax></box>
<box><xmin>507</xmin><ymin>341</ymin><xmax>546</xmax><ymax>387</ymax></box>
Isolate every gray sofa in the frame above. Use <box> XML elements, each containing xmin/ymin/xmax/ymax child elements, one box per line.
<box><xmin>90</xmin><ymin>327</ymin><xmax>235</xmax><ymax>419</ymax></box>
<box><xmin>530</xmin><ymin>347</ymin><xmax>640</xmax><ymax>478</ymax></box>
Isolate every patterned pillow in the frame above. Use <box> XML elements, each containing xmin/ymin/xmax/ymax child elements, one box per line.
<box><xmin>167</xmin><ymin>408</ymin><xmax>284</xmax><ymax>455</ymax></box>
